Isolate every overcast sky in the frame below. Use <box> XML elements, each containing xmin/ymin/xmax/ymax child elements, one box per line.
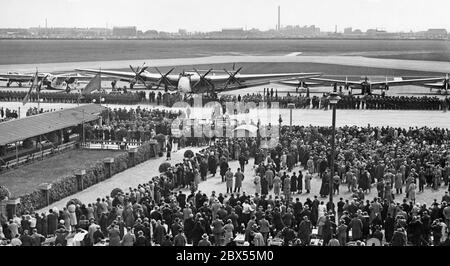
<box><xmin>1</xmin><ymin>0</ymin><xmax>449</xmax><ymax>32</ymax></box>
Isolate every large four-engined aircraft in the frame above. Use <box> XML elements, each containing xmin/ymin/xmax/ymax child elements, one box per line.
<box><xmin>0</xmin><ymin>72</ymin><xmax>94</xmax><ymax>92</ymax></box>
<box><xmin>278</xmin><ymin>75</ymin><xmax>448</xmax><ymax>95</ymax></box>
<box><xmin>76</xmin><ymin>64</ymin><xmax>322</xmax><ymax>94</ymax></box>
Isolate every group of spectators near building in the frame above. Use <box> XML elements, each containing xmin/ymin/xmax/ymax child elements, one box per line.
<box><xmin>83</xmin><ymin>107</ymin><xmax>180</xmax><ymax>145</ymax></box>
<box><xmin>1</xmin><ymin>123</ymin><xmax>449</xmax><ymax>246</ymax></box>
<box><xmin>0</xmin><ymin>107</ymin><xmax>19</xmax><ymax>122</ymax></box>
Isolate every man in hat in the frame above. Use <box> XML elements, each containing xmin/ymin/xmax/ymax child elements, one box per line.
<box><xmin>198</xmin><ymin>233</ymin><xmax>212</xmax><ymax>246</ymax></box>
<box><xmin>391</xmin><ymin>227</ymin><xmax>407</xmax><ymax>246</ymax></box>
<box><xmin>298</xmin><ymin>215</ymin><xmax>312</xmax><ymax>245</ymax></box>
<box><xmin>174</xmin><ymin>228</ymin><xmax>187</xmax><ymax>246</ymax></box>
<box><xmin>225</xmin><ymin>168</ymin><xmax>234</xmax><ymax>194</ymax></box>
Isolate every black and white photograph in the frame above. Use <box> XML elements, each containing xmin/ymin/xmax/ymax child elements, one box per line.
<box><xmin>0</xmin><ymin>0</ymin><xmax>450</xmax><ymax>257</ymax></box>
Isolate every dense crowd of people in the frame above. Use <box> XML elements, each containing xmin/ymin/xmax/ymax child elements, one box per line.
<box><xmin>218</xmin><ymin>91</ymin><xmax>450</xmax><ymax>111</ymax></box>
<box><xmin>0</xmin><ymin>91</ymin><xmax>145</xmax><ymax>105</ymax></box>
<box><xmin>2</xmin><ymin>123</ymin><xmax>450</xmax><ymax>246</ymax></box>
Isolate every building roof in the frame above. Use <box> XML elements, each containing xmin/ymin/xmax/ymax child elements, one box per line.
<box><xmin>0</xmin><ymin>104</ymin><xmax>105</xmax><ymax>146</ymax></box>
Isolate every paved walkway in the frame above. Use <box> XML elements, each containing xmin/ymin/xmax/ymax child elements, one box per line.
<box><xmin>38</xmin><ymin>145</ymin><xmax>449</xmax><ymax>213</ymax></box>
<box><xmin>36</xmin><ymin>147</ymin><xmax>199</xmax><ymax>213</ymax></box>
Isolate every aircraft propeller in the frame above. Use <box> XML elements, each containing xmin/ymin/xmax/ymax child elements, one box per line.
<box><xmin>444</xmin><ymin>74</ymin><xmax>449</xmax><ymax>91</ymax></box>
<box><xmin>223</xmin><ymin>67</ymin><xmax>243</xmax><ymax>90</ymax></box>
<box><xmin>129</xmin><ymin>63</ymin><xmax>151</xmax><ymax>89</ymax></box>
<box><xmin>155</xmin><ymin>67</ymin><xmax>175</xmax><ymax>90</ymax></box>
<box><xmin>192</xmin><ymin>68</ymin><xmax>214</xmax><ymax>90</ymax></box>
<box><xmin>344</xmin><ymin>76</ymin><xmax>350</xmax><ymax>90</ymax></box>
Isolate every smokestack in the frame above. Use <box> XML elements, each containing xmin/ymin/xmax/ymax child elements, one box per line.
<box><xmin>277</xmin><ymin>6</ymin><xmax>281</xmax><ymax>31</ymax></box>
<box><xmin>335</xmin><ymin>25</ymin><xmax>337</xmax><ymax>34</ymax></box>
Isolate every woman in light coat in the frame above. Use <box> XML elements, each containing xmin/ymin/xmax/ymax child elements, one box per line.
<box><xmin>254</xmin><ymin>175</ymin><xmax>261</xmax><ymax>195</ymax></box>
<box><xmin>408</xmin><ymin>183</ymin><xmax>416</xmax><ymax>203</ymax></box>
<box><xmin>108</xmin><ymin>225</ymin><xmax>122</xmax><ymax>246</ymax></box>
<box><xmin>194</xmin><ymin>168</ymin><xmax>201</xmax><ymax>189</ymax></box>
<box><xmin>273</xmin><ymin>175</ymin><xmax>281</xmax><ymax>196</ymax></box>
<box><xmin>395</xmin><ymin>171</ymin><xmax>403</xmax><ymax>194</ymax></box>
<box><xmin>67</xmin><ymin>204</ymin><xmax>77</xmax><ymax>229</ymax></box>
<box><xmin>304</xmin><ymin>171</ymin><xmax>312</xmax><ymax>193</ymax></box>
<box><xmin>223</xmin><ymin>220</ymin><xmax>234</xmax><ymax>245</ymax></box>
<box><xmin>252</xmin><ymin>231</ymin><xmax>265</xmax><ymax>246</ymax></box>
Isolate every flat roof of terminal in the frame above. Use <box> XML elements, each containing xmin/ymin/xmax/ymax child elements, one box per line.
<box><xmin>0</xmin><ymin>104</ymin><xmax>105</xmax><ymax>146</ymax></box>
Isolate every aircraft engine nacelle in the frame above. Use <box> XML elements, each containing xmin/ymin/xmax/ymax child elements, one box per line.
<box><xmin>178</xmin><ymin>76</ymin><xmax>192</xmax><ymax>93</ymax></box>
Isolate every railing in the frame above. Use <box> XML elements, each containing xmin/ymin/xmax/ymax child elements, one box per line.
<box><xmin>80</xmin><ymin>140</ymin><xmax>153</xmax><ymax>150</ymax></box>
<box><xmin>0</xmin><ymin>141</ymin><xmax>77</xmax><ymax>172</ymax></box>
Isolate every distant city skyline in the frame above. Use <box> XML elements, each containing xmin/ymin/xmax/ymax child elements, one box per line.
<box><xmin>1</xmin><ymin>0</ymin><xmax>450</xmax><ymax>33</ymax></box>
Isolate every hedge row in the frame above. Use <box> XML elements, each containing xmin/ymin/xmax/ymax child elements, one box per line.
<box><xmin>16</xmin><ymin>142</ymin><xmax>159</xmax><ymax>214</ymax></box>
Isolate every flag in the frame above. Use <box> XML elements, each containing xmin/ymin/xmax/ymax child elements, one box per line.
<box><xmin>82</xmin><ymin>73</ymin><xmax>101</xmax><ymax>95</ymax></box>
<box><xmin>22</xmin><ymin>70</ymin><xmax>39</xmax><ymax>105</ymax></box>
<box><xmin>36</xmin><ymin>75</ymin><xmax>47</xmax><ymax>94</ymax></box>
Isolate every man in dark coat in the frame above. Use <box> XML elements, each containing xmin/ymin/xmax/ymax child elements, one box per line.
<box><xmin>298</xmin><ymin>216</ymin><xmax>312</xmax><ymax>245</ymax></box>
<box><xmin>322</xmin><ymin>215</ymin><xmax>336</xmax><ymax>245</ymax></box>
<box><xmin>311</xmin><ymin>196</ymin><xmax>320</xmax><ymax>227</ymax></box>
<box><xmin>154</xmin><ymin>220</ymin><xmax>167</xmax><ymax>245</ymax></box>
<box><xmin>408</xmin><ymin>216</ymin><xmax>424</xmax><ymax>246</ymax></box>
<box><xmin>220</xmin><ymin>160</ymin><xmax>229</xmax><ymax>182</ymax></box>
<box><xmin>319</xmin><ymin>170</ymin><xmax>330</xmax><ymax>198</ymax></box>
<box><xmin>261</xmin><ymin>176</ymin><xmax>269</xmax><ymax>196</ymax></box>
<box><xmin>391</xmin><ymin>228</ymin><xmax>407</xmax><ymax>246</ymax></box>
<box><xmin>200</xmin><ymin>157</ymin><xmax>208</xmax><ymax>181</ymax></box>
<box><xmin>208</xmin><ymin>154</ymin><xmax>217</xmax><ymax>177</ymax></box>
<box><xmin>19</xmin><ymin>230</ymin><xmax>33</xmax><ymax>246</ymax></box>
<box><xmin>174</xmin><ymin>229</ymin><xmax>187</xmax><ymax>246</ymax></box>
<box><xmin>47</xmin><ymin>209</ymin><xmax>58</xmax><ymax>236</ymax></box>
<box><xmin>191</xmin><ymin>218</ymin><xmax>206</xmax><ymax>246</ymax></box>
<box><xmin>239</xmin><ymin>154</ymin><xmax>247</xmax><ymax>172</ymax></box>
<box><xmin>384</xmin><ymin>213</ymin><xmax>395</xmax><ymax>243</ymax></box>
<box><xmin>183</xmin><ymin>214</ymin><xmax>195</xmax><ymax>244</ymax></box>
<box><xmin>319</xmin><ymin>158</ymin><xmax>328</xmax><ymax>179</ymax></box>
<box><xmin>297</xmin><ymin>171</ymin><xmax>303</xmax><ymax>193</ymax></box>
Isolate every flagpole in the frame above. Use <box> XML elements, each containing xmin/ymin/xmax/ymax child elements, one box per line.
<box><xmin>82</xmin><ymin>109</ymin><xmax>85</xmax><ymax>145</ymax></box>
<box><xmin>37</xmin><ymin>68</ymin><xmax>40</xmax><ymax>111</ymax></box>
<box><xmin>99</xmin><ymin>67</ymin><xmax>102</xmax><ymax>107</ymax></box>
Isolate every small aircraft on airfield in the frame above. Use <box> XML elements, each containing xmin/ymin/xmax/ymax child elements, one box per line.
<box><xmin>418</xmin><ymin>74</ymin><xmax>450</xmax><ymax>95</ymax></box>
<box><xmin>76</xmin><ymin>63</ymin><xmax>323</xmax><ymax>94</ymax></box>
<box><xmin>278</xmin><ymin>75</ymin><xmax>448</xmax><ymax>95</ymax></box>
<box><xmin>0</xmin><ymin>71</ymin><xmax>95</xmax><ymax>92</ymax></box>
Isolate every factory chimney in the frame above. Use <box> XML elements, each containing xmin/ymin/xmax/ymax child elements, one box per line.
<box><xmin>277</xmin><ymin>6</ymin><xmax>281</xmax><ymax>31</ymax></box>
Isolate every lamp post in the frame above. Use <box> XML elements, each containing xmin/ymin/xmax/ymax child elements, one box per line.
<box><xmin>287</xmin><ymin>103</ymin><xmax>295</xmax><ymax>131</ymax></box>
<box><xmin>328</xmin><ymin>88</ymin><xmax>341</xmax><ymax>218</ymax></box>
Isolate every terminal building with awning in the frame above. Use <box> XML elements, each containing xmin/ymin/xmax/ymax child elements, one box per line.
<box><xmin>0</xmin><ymin>104</ymin><xmax>105</xmax><ymax>170</ymax></box>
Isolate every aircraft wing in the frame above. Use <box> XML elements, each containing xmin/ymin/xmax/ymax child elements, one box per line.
<box><xmin>208</xmin><ymin>72</ymin><xmax>322</xmax><ymax>83</ymax></box>
<box><xmin>215</xmin><ymin>76</ymin><xmax>321</xmax><ymax>92</ymax></box>
<box><xmin>306</xmin><ymin>77</ymin><xmax>362</xmax><ymax>86</ymax></box>
<box><xmin>370</xmin><ymin>77</ymin><xmax>445</xmax><ymax>87</ymax></box>
<box><xmin>75</xmin><ymin>69</ymin><xmax>138</xmax><ymax>80</ymax></box>
<box><xmin>0</xmin><ymin>73</ymin><xmax>34</xmax><ymax>81</ymax></box>
<box><xmin>422</xmin><ymin>82</ymin><xmax>445</xmax><ymax>88</ymax></box>
<box><xmin>75</xmin><ymin>68</ymin><xmax>177</xmax><ymax>83</ymax></box>
<box><xmin>276</xmin><ymin>80</ymin><xmax>323</xmax><ymax>87</ymax></box>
